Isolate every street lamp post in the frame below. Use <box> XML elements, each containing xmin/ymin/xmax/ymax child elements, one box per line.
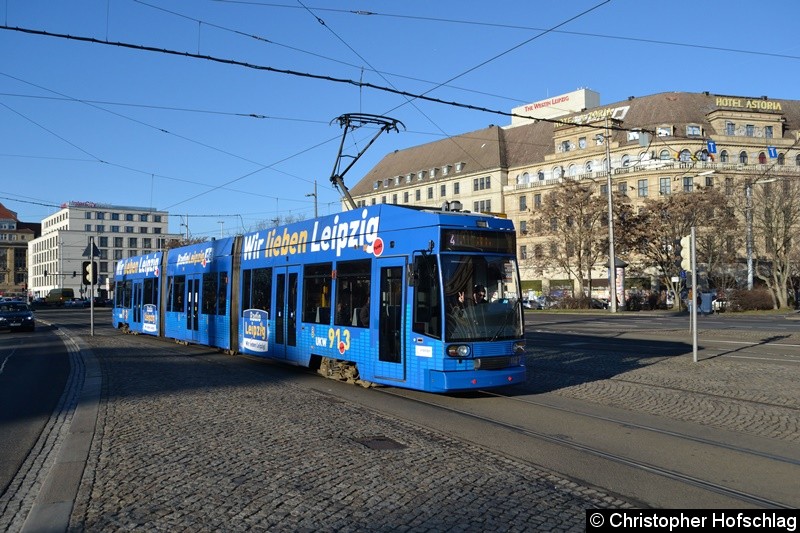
<box><xmin>306</xmin><ymin>180</ymin><xmax>319</xmax><ymax>218</ymax></box>
<box><xmin>604</xmin><ymin>117</ymin><xmax>618</xmax><ymax>313</ymax></box>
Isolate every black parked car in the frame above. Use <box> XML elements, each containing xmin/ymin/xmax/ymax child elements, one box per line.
<box><xmin>0</xmin><ymin>301</ymin><xmax>36</xmax><ymax>332</ymax></box>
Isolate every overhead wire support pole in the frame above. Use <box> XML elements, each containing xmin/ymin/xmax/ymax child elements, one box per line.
<box><xmin>604</xmin><ymin>116</ymin><xmax>618</xmax><ymax>313</ymax></box>
<box><xmin>329</xmin><ymin>113</ymin><xmax>405</xmax><ymax>211</ymax></box>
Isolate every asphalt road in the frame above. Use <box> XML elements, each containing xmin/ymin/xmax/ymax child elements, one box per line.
<box><xmin>0</xmin><ymin>326</ymin><xmax>70</xmax><ymax>494</ymax></box>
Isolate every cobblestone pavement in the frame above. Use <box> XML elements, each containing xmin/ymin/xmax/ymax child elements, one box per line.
<box><xmin>4</xmin><ymin>317</ymin><xmax>798</xmax><ymax>532</ymax></box>
<box><xmin>530</xmin><ymin>324</ymin><xmax>800</xmax><ymax>443</ymax></box>
<box><xmin>24</xmin><ymin>326</ymin><xmax>632</xmax><ymax>533</ymax></box>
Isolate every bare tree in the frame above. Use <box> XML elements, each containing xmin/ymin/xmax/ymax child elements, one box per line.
<box><xmin>751</xmin><ymin>176</ymin><xmax>800</xmax><ymax>309</ymax></box>
<box><xmin>532</xmin><ymin>180</ymin><xmax>610</xmax><ymax>297</ymax></box>
<box><xmin>621</xmin><ymin>187</ymin><xmax>735</xmax><ymax>310</ymax></box>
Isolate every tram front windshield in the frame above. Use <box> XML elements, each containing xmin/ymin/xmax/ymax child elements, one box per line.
<box><xmin>441</xmin><ymin>254</ymin><xmax>523</xmax><ymax>342</ymax></box>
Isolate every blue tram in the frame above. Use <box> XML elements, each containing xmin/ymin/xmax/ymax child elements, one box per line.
<box><xmin>113</xmin><ymin>204</ymin><xmax>526</xmax><ymax>392</ymax></box>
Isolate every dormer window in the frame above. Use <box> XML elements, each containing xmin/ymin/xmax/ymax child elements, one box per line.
<box><xmin>442</xmin><ymin>165</ymin><xmax>451</xmax><ymax>176</ymax></box>
<box><xmin>430</xmin><ymin>167</ymin><xmax>438</xmax><ymax>178</ymax></box>
<box><xmin>686</xmin><ymin>125</ymin><xmax>701</xmax><ymax>136</ymax></box>
<box><xmin>657</xmin><ymin>126</ymin><xmax>672</xmax><ymax>137</ymax></box>
<box><xmin>373</xmin><ymin>181</ymin><xmax>380</xmax><ymax>190</ymax></box>
<box><xmin>404</xmin><ymin>174</ymin><xmax>412</xmax><ymax>183</ymax></box>
<box><xmin>455</xmin><ymin>162</ymin><xmax>465</xmax><ymax>172</ymax></box>
<box><xmin>417</xmin><ymin>170</ymin><xmax>426</xmax><ymax>180</ymax></box>
<box><xmin>627</xmin><ymin>130</ymin><xmax>640</xmax><ymax>141</ymax></box>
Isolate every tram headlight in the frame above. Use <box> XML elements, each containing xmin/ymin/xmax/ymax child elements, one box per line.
<box><xmin>512</xmin><ymin>341</ymin><xmax>526</xmax><ymax>354</ymax></box>
<box><xmin>446</xmin><ymin>344</ymin><xmax>471</xmax><ymax>358</ymax></box>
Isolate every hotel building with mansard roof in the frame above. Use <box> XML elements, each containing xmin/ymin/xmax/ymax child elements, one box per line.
<box><xmin>348</xmin><ymin>90</ymin><xmax>800</xmax><ymax>297</ymax></box>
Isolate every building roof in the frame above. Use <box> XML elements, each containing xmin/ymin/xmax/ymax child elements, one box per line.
<box><xmin>0</xmin><ymin>203</ymin><xmax>18</xmax><ymax>221</ymax></box>
<box><xmin>349</xmin><ymin>125</ymin><xmax>506</xmax><ymax>196</ymax></box>
<box><xmin>351</xmin><ymin>91</ymin><xmax>800</xmax><ymax>191</ymax></box>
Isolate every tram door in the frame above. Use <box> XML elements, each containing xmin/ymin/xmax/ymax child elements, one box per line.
<box><xmin>374</xmin><ymin>259</ymin><xmax>406</xmax><ymax>381</ymax></box>
<box><xmin>186</xmin><ymin>276</ymin><xmax>201</xmax><ymax>340</ymax></box>
<box><xmin>132</xmin><ymin>280</ymin><xmax>143</xmax><ymax>329</ymax></box>
<box><xmin>273</xmin><ymin>267</ymin><xmax>299</xmax><ymax>358</ymax></box>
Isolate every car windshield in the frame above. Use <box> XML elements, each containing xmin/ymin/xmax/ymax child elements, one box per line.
<box><xmin>1</xmin><ymin>303</ymin><xmax>30</xmax><ymax>312</ymax></box>
<box><xmin>441</xmin><ymin>254</ymin><xmax>523</xmax><ymax>341</ymax></box>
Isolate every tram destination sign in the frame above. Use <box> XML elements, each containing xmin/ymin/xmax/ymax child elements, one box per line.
<box><xmin>441</xmin><ymin>230</ymin><xmax>515</xmax><ymax>254</ymax></box>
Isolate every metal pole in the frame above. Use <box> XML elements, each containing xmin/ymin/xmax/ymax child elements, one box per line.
<box><xmin>691</xmin><ymin>227</ymin><xmax>697</xmax><ymax>363</ymax></box>
<box><xmin>90</xmin><ymin>236</ymin><xmax>95</xmax><ymax>337</ymax></box>
<box><xmin>745</xmin><ymin>181</ymin><xmax>753</xmax><ymax>290</ymax></box>
<box><xmin>605</xmin><ymin>117</ymin><xmax>618</xmax><ymax>312</ymax></box>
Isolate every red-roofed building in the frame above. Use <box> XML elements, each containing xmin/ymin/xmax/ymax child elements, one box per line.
<box><xmin>0</xmin><ymin>203</ymin><xmax>40</xmax><ymax>299</ymax></box>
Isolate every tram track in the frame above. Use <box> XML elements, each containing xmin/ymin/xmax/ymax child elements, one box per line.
<box><xmin>373</xmin><ymin>386</ymin><xmax>797</xmax><ymax>509</ymax></box>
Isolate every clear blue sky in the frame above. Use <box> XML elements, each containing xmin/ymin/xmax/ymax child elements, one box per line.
<box><xmin>2</xmin><ymin>0</ymin><xmax>799</xmax><ymax>238</ymax></box>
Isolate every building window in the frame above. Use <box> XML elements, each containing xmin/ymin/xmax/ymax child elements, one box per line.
<box><xmin>154</xmin><ymin>215</ymin><xmax>162</xmax><ymax>223</ymax></box>
<box><xmin>739</xmin><ymin>151</ymin><xmax>748</xmax><ymax>164</ymax></box>
<box><xmin>143</xmin><ymin>238</ymin><xmax>152</xmax><ymax>249</ymax></box>
<box><xmin>114</xmin><ymin>237</ymin><xmax>123</xmax><ymax>247</ymax></box>
<box><xmin>765</xmin><ymin>126</ymin><xmax>773</xmax><ymax>138</ymax></box>
<box><xmin>128</xmin><ymin>238</ymin><xmax>138</xmax><ymax>248</ymax></box>
<box><xmin>85</xmin><ymin>212</ymin><xmax>91</xmax><ymax>219</ymax></box>
<box><xmin>440</xmin><ymin>184</ymin><xmax>446</xmax><ymax>197</ymax></box>
<box><xmin>427</xmin><ymin>187</ymin><xmax>433</xmax><ymax>200</ymax></box>
<box><xmin>96</xmin><ymin>211</ymin><xmax>105</xmax><ymax>220</ymax></box>
<box><xmin>578</xmin><ymin>137</ymin><xmax>587</xmax><ymax>149</ymax></box>
<box><xmin>659</xmin><ymin>177</ymin><xmax>671</xmax><ymax>196</ymax></box>
<box><xmin>519</xmin><ymin>220</ymin><xmax>527</xmax><ymax>234</ymax></box>
<box><xmin>659</xmin><ymin>150</ymin><xmax>671</xmax><ymax>160</ymax></box>
<box><xmin>683</xmin><ymin>177</ymin><xmax>694</xmax><ymax>192</ymax></box>
<box><xmin>758</xmin><ymin>152</ymin><xmax>767</xmax><ymax>164</ymax></box>
<box><xmin>725</xmin><ymin>177</ymin><xmax>734</xmax><ymax>195</ymax></box>
<box><xmin>585</xmin><ymin>161</ymin><xmax>593</xmax><ymax>173</ymax></box>
<box><xmin>152</xmin><ymin>228</ymin><xmax>161</xmax><ymax>234</ymax></box>
<box><xmin>403</xmin><ymin>191</ymin><xmax>409</xmax><ymax>203</ymax></box>
<box><xmin>657</xmin><ymin>126</ymin><xmax>672</xmax><ymax>137</ymax></box>
<box><xmin>114</xmin><ymin>250</ymin><xmax>123</xmax><ymax>260</ymax></box>
<box><xmin>373</xmin><ymin>181</ymin><xmax>379</xmax><ymax>190</ymax></box>
<box><xmin>686</xmin><ymin>125</ymin><xmax>701</xmax><ymax>136</ymax></box>
<box><xmin>726</xmin><ymin>122</ymin><xmax>735</xmax><ymax>135</ymax></box>
<box><xmin>679</xmin><ymin>149</ymin><xmax>692</xmax><ymax>162</ymax></box>
<box><xmin>96</xmin><ymin>225</ymin><xmax>105</xmax><ymax>233</ymax></box>
<box><xmin>637</xmin><ymin>179</ymin><xmax>648</xmax><ymax>197</ymax></box>
<box><xmin>537</xmin><ymin>170</ymin><xmax>545</xmax><ymax>181</ymax></box>
<box><xmin>455</xmin><ymin>162</ymin><xmax>465</xmax><ymax>172</ymax></box>
<box><xmin>473</xmin><ymin>176</ymin><xmax>491</xmax><ymax>191</ymax></box>
<box><xmin>111</xmin><ymin>213</ymin><xmax>120</xmax><ymax>221</ymax></box>
<box><xmin>139</xmin><ymin>227</ymin><xmax>148</xmax><ymax>234</ymax></box>
<box><xmin>705</xmin><ymin>175</ymin><xmax>714</xmax><ymax>187</ymax></box>
<box><xmin>720</xmin><ymin>150</ymin><xmax>728</xmax><ymax>163</ymax></box>
<box><xmin>454</xmin><ymin>182</ymin><xmax>460</xmax><ymax>195</ymax></box>
<box><xmin>777</xmin><ymin>153</ymin><xmax>785</xmax><ymax>165</ymax></box>
<box><xmin>392</xmin><ymin>194</ymin><xmax>398</xmax><ymax>204</ymax></box>
<box><xmin>519</xmin><ymin>245</ymin><xmax>527</xmax><ymax>260</ymax></box>
<box><xmin>745</xmin><ymin>124</ymin><xmax>754</xmax><ymax>137</ymax></box>
<box><xmin>553</xmin><ymin>166</ymin><xmax>563</xmax><ymax>179</ymax></box>
<box><xmin>473</xmin><ymin>200</ymin><xmax>491</xmax><ymax>212</ymax></box>
<box><xmin>618</xmin><ymin>182</ymin><xmax>628</xmax><ymax>196</ymax></box>
<box><xmin>99</xmin><ymin>236</ymin><xmax>108</xmax><ymax>247</ymax></box>
<box><xmin>560</xmin><ymin>140</ymin><xmax>571</xmax><ymax>152</ymax></box>
<box><xmin>111</xmin><ymin>225</ymin><xmax>119</xmax><ymax>233</ymax></box>
<box><xmin>627</xmin><ymin>130</ymin><xmax>640</xmax><ymax>141</ymax></box>
<box><xmin>621</xmin><ymin>154</ymin><xmax>630</xmax><ymax>167</ymax></box>
<box><xmin>381</xmin><ymin>196</ymin><xmax>386</xmax><ymax>204</ymax></box>
<box><xmin>519</xmin><ymin>196</ymin><xmax>527</xmax><ymax>211</ymax></box>
<box><xmin>415</xmin><ymin>190</ymin><xmax>421</xmax><ymax>201</ymax></box>
<box><xmin>85</xmin><ymin>224</ymin><xmax>92</xmax><ymax>231</ymax></box>
<box><xmin>534</xmin><ymin>193</ymin><xmax>541</xmax><ymax>208</ymax></box>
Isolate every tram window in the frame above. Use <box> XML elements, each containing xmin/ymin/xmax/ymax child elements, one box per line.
<box><xmin>143</xmin><ymin>278</ymin><xmax>157</xmax><ymax>306</ymax></box>
<box><xmin>335</xmin><ymin>259</ymin><xmax>371</xmax><ymax>327</ymax></box>
<box><xmin>168</xmin><ymin>275</ymin><xmax>185</xmax><ymax>312</ymax></box>
<box><xmin>202</xmin><ymin>272</ymin><xmax>218</xmax><ymax>315</ymax></box>
<box><xmin>412</xmin><ymin>255</ymin><xmax>442</xmax><ymax>339</ymax></box>
<box><xmin>302</xmin><ymin>263</ymin><xmax>332</xmax><ymax>324</ymax></box>
<box><xmin>242</xmin><ymin>268</ymin><xmax>272</xmax><ymax>315</ymax></box>
<box><xmin>218</xmin><ymin>272</ymin><xmax>228</xmax><ymax>315</ymax></box>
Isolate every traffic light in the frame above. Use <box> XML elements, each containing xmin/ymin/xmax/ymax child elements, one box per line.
<box><xmin>82</xmin><ymin>261</ymin><xmax>98</xmax><ymax>285</ymax></box>
<box><xmin>680</xmin><ymin>234</ymin><xmax>691</xmax><ymax>271</ymax></box>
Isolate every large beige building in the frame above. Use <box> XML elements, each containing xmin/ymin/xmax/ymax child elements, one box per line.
<box><xmin>349</xmin><ymin>90</ymin><xmax>800</xmax><ymax>297</ymax></box>
<box><xmin>0</xmin><ymin>203</ymin><xmax>38</xmax><ymax>298</ymax></box>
